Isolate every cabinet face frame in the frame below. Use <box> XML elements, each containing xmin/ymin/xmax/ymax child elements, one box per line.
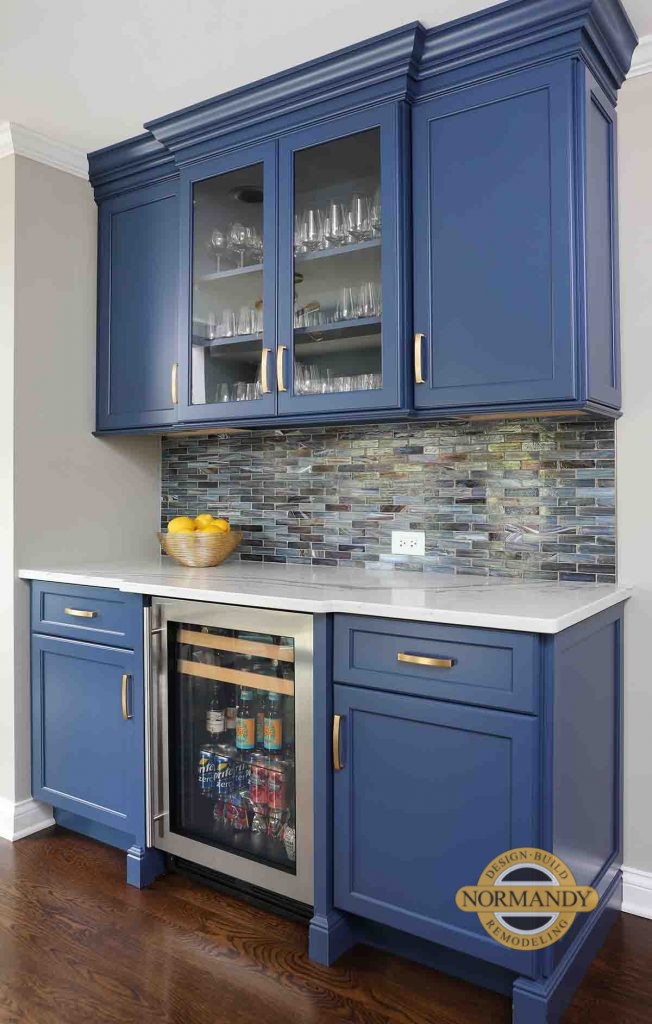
<box><xmin>276</xmin><ymin>103</ymin><xmax>409</xmax><ymax>417</ymax></box>
<box><xmin>177</xmin><ymin>141</ymin><xmax>279</xmax><ymax>423</ymax></box>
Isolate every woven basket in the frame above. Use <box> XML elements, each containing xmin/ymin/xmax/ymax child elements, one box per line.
<box><xmin>158</xmin><ymin>530</ymin><xmax>242</xmax><ymax>568</ymax></box>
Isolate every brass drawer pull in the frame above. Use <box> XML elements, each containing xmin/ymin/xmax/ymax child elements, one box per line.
<box><xmin>171</xmin><ymin>361</ymin><xmax>179</xmax><ymax>405</ymax></box>
<box><xmin>277</xmin><ymin>345</ymin><xmax>288</xmax><ymax>392</ymax></box>
<box><xmin>260</xmin><ymin>347</ymin><xmax>272</xmax><ymax>394</ymax></box>
<box><xmin>333</xmin><ymin>714</ymin><xmax>344</xmax><ymax>771</ymax></box>
<box><xmin>121</xmin><ymin>673</ymin><xmax>133</xmax><ymax>720</ymax></box>
<box><xmin>64</xmin><ymin>607</ymin><xmax>97</xmax><ymax>619</ymax></box>
<box><xmin>414</xmin><ymin>333</ymin><xmax>426</xmax><ymax>384</ymax></box>
<box><xmin>398</xmin><ymin>652</ymin><xmax>455</xmax><ymax>669</ymax></box>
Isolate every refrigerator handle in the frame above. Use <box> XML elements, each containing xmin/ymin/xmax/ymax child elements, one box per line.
<box><xmin>146</xmin><ymin>604</ymin><xmax>169</xmax><ymax>846</ymax></box>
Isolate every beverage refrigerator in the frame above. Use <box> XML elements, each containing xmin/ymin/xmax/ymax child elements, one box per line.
<box><xmin>147</xmin><ymin>599</ymin><xmax>314</xmax><ymax>907</ymax></box>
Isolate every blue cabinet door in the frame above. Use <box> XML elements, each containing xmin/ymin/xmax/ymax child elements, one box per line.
<box><xmin>31</xmin><ymin>634</ymin><xmax>145</xmax><ymax>838</ymax></box>
<box><xmin>96</xmin><ymin>179</ymin><xmax>180</xmax><ymax>431</ymax></box>
<box><xmin>277</xmin><ymin>104</ymin><xmax>409</xmax><ymax>417</ymax></box>
<box><xmin>333</xmin><ymin>685</ymin><xmax>539</xmax><ymax>974</ymax></box>
<box><xmin>412</xmin><ymin>62</ymin><xmax>576</xmax><ymax>411</ymax></box>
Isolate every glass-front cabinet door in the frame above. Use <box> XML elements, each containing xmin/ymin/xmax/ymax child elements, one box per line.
<box><xmin>152</xmin><ymin>601</ymin><xmax>314</xmax><ymax>906</ymax></box>
<box><xmin>277</xmin><ymin>106</ymin><xmax>406</xmax><ymax>415</ymax></box>
<box><xmin>178</xmin><ymin>143</ymin><xmax>277</xmax><ymax>421</ymax></box>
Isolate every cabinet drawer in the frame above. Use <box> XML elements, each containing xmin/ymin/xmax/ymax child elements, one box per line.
<box><xmin>333</xmin><ymin>615</ymin><xmax>539</xmax><ymax>713</ymax></box>
<box><xmin>31</xmin><ymin>582</ymin><xmax>143</xmax><ymax>650</ymax></box>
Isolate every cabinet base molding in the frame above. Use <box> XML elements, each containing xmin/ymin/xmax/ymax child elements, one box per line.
<box><xmin>622</xmin><ymin>866</ymin><xmax>652</xmax><ymax>920</ymax></box>
<box><xmin>0</xmin><ymin>797</ymin><xmax>55</xmax><ymax>842</ymax></box>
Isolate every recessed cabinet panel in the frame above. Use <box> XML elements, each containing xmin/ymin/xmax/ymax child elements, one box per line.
<box><xmin>333</xmin><ymin>685</ymin><xmax>539</xmax><ymax>974</ymax></box>
<box><xmin>413</xmin><ymin>63</ymin><xmax>576</xmax><ymax>410</ymax></box>
<box><xmin>97</xmin><ymin>180</ymin><xmax>179</xmax><ymax>431</ymax></box>
<box><xmin>31</xmin><ymin>634</ymin><xmax>144</xmax><ymax>833</ymax></box>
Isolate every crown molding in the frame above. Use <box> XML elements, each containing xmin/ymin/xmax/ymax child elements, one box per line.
<box><xmin>628</xmin><ymin>34</ymin><xmax>652</xmax><ymax>78</ymax></box>
<box><xmin>0</xmin><ymin>122</ymin><xmax>88</xmax><ymax>179</ymax></box>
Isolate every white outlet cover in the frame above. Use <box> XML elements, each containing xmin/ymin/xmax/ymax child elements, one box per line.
<box><xmin>391</xmin><ymin>530</ymin><xmax>426</xmax><ymax>556</ymax></box>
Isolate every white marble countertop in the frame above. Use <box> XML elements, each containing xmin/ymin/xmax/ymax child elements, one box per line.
<box><xmin>18</xmin><ymin>559</ymin><xmax>631</xmax><ymax>634</ymax></box>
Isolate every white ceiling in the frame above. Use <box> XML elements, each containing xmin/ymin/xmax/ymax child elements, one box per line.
<box><xmin>0</xmin><ymin>0</ymin><xmax>648</xmax><ymax>154</ymax></box>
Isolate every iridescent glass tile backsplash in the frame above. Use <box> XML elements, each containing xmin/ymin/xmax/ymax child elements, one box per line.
<box><xmin>161</xmin><ymin>419</ymin><xmax>615</xmax><ymax>582</ymax></box>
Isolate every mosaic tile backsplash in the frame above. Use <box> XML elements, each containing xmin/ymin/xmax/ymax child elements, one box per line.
<box><xmin>161</xmin><ymin>418</ymin><xmax>616</xmax><ymax>582</ymax></box>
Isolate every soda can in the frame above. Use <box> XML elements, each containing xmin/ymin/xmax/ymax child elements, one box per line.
<box><xmin>248</xmin><ymin>754</ymin><xmax>269</xmax><ymax>806</ymax></box>
<box><xmin>197</xmin><ymin>744</ymin><xmax>217</xmax><ymax>796</ymax></box>
<box><xmin>213</xmin><ymin>749</ymin><xmax>236</xmax><ymax>796</ymax></box>
<box><xmin>268</xmin><ymin>806</ymin><xmax>287</xmax><ymax>839</ymax></box>
<box><xmin>223</xmin><ymin>792</ymin><xmax>250</xmax><ymax>832</ymax></box>
<box><xmin>267</xmin><ymin>760</ymin><xmax>289</xmax><ymax>810</ymax></box>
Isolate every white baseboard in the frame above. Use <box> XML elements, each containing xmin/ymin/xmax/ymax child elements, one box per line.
<box><xmin>0</xmin><ymin>796</ymin><xmax>55</xmax><ymax>841</ymax></box>
<box><xmin>622</xmin><ymin>866</ymin><xmax>652</xmax><ymax>920</ymax></box>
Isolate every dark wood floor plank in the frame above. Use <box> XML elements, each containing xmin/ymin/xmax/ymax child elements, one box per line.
<box><xmin>0</xmin><ymin>828</ymin><xmax>649</xmax><ymax>1024</ymax></box>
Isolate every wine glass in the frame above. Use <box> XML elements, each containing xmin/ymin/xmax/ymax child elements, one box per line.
<box><xmin>370</xmin><ymin>187</ymin><xmax>382</xmax><ymax>238</ymax></box>
<box><xmin>208</xmin><ymin>229</ymin><xmax>228</xmax><ymax>272</ymax></box>
<box><xmin>247</xmin><ymin>227</ymin><xmax>264</xmax><ymax>265</ymax></box>
<box><xmin>323</xmin><ymin>201</ymin><xmax>347</xmax><ymax>249</ymax></box>
<box><xmin>347</xmin><ymin>193</ymin><xmax>371</xmax><ymax>242</ymax></box>
<box><xmin>228</xmin><ymin>223</ymin><xmax>248</xmax><ymax>268</ymax></box>
<box><xmin>300</xmin><ymin>208</ymin><xmax>324</xmax><ymax>252</ymax></box>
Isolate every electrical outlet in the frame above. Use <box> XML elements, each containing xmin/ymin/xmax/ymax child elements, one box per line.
<box><xmin>391</xmin><ymin>530</ymin><xmax>426</xmax><ymax>556</ymax></box>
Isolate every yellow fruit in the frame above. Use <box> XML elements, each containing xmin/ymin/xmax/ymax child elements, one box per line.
<box><xmin>212</xmin><ymin>518</ymin><xmax>230</xmax><ymax>533</ymax></box>
<box><xmin>167</xmin><ymin>516</ymin><xmax>196</xmax><ymax>534</ymax></box>
<box><xmin>197</xmin><ymin>523</ymin><xmax>227</xmax><ymax>534</ymax></box>
<box><xmin>194</xmin><ymin>513</ymin><xmax>214</xmax><ymax>529</ymax></box>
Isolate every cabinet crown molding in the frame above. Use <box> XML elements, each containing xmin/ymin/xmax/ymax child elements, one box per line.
<box><xmin>0</xmin><ymin>122</ymin><xmax>88</xmax><ymax>179</ymax></box>
<box><xmin>87</xmin><ymin>0</ymin><xmax>637</xmax><ymax>198</ymax></box>
<box><xmin>628</xmin><ymin>34</ymin><xmax>652</xmax><ymax>77</ymax></box>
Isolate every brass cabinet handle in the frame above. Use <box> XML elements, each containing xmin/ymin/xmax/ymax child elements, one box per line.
<box><xmin>277</xmin><ymin>345</ymin><xmax>287</xmax><ymax>392</ymax></box>
<box><xmin>332</xmin><ymin>714</ymin><xmax>344</xmax><ymax>771</ymax></box>
<box><xmin>121</xmin><ymin>673</ymin><xmax>133</xmax><ymax>720</ymax></box>
<box><xmin>64</xmin><ymin>607</ymin><xmax>97</xmax><ymax>619</ymax></box>
<box><xmin>397</xmin><ymin>652</ymin><xmax>455</xmax><ymax>669</ymax></box>
<box><xmin>260</xmin><ymin>347</ymin><xmax>272</xmax><ymax>394</ymax></box>
<box><xmin>171</xmin><ymin>362</ymin><xmax>179</xmax><ymax>405</ymax></box>
<box><xmin>414</xmin><ymin>333</ymin><xmax>426</xmax><ymax>384</ymax></box>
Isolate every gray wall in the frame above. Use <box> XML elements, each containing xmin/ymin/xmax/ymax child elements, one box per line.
<box><xmin>617</xmin><ymin>72</ymin><xmax>652</xmax><ymax>876</ymax></box>
<box><xmin>0</xmin><ymin>153</ymin><xmax>162</xmax><ymax>817</ymax></box>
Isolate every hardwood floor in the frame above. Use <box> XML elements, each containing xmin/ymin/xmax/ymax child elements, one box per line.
<box><xmin>0</xmin><ymin>828</ymin><xmax>650</xmax><ymax>1024</ymax></box>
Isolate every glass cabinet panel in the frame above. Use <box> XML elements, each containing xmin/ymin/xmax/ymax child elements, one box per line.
<box><xmin>291</xmin><ymin>129</ymin><xmax>383</xmax><ymax>397</ymax></box>
<box><xmin>190</xmin><ymin>164</ymin><xmax>269</xmax><ymax>409</ymax></box>
<box><xmin>168</xmin><ymin>623</ymin><xmax>297</xmax><ymax>872</ymax></box>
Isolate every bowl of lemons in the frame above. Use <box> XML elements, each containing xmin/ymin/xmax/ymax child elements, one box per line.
<box><xmin>158</xmin><ymin>514</ymin><xmax>242</xmax><ymax>568</ymax></box>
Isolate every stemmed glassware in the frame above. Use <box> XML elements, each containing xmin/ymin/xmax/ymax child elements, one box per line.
<box><xmin>323</xmin><ymin>201</ymin><xmax>347</xmax><ymax>248</ymax></box>
<box><xmin>300</xmin><ymin>209</ymin><xmax>324</xmax><ymax>252</ymax></box>
<box><xmin>347</xmin><ymin>193</ymin><xmax>372</xmax><ymax>242</ymax></box>
<box><xmin>208</xmin><ymin>229</ymin><xmax>228</xmax><ymax>272</ymax></box>
<box><xmin>228</xmin><ymin>223</ymin><xmax>249</xmax><ymax>268</ymax></box>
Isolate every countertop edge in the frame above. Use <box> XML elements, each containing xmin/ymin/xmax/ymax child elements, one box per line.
<box><xmin>18</xmin><ymin>568</ymin><xmax>633</xmax><ymax>634</ymax></box>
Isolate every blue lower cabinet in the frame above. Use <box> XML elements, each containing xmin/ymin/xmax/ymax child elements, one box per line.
<box><xmin>31</xmin><ymin>630</ymin><xmax>163</xmax><ymax>887</ymax></box>
<box><xmin>332</xmin><ymin>684</ymin><xmax>539</xmax><ymax>974</ymax></box>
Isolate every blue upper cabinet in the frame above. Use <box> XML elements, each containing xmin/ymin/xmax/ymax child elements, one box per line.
<box><xmin>96</xmin><ymin>178</ymin><xmax>180</xmax><ymax>431</ymax></box>
<box><xmin>412</xmin><ymin>60</ymin><xmax>620</xmax><ymax>415</ymax></box>
<box><xmin>88</xmin><ymin>2</ymin><xmax>636</xmax><ymax>432</ymax></box>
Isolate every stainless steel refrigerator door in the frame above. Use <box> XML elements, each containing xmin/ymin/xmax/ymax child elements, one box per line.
<box><xmin>149</xmin><ymin>599</ymin><xmax>314</xmax><ymax>906</ymax></box>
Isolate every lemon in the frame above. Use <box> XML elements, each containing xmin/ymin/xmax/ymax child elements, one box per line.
<box><xmin>212</xmin><ymin>518</ymin><xmax>230</xmax><ymax>533</ymax></box>
<box><xmin>194</xmin><ymin>513</ymin><xmax>214</xmax><ymax>529</ymax></box>
<box><xmin>197</xmin><ymin>523</ymin><xmax>226</xmax><ymax>534</ymax></box>
<box><xmin>167</xmin><ymin>516</ymin><xmax>196</xmax><ymax>534</ymax></box>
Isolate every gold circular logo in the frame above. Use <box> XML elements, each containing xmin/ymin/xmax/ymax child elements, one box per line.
<box><xmin>455</xmin><ymin>847</ymin><xmax>599</xmax><ymax>949</ymax></box>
